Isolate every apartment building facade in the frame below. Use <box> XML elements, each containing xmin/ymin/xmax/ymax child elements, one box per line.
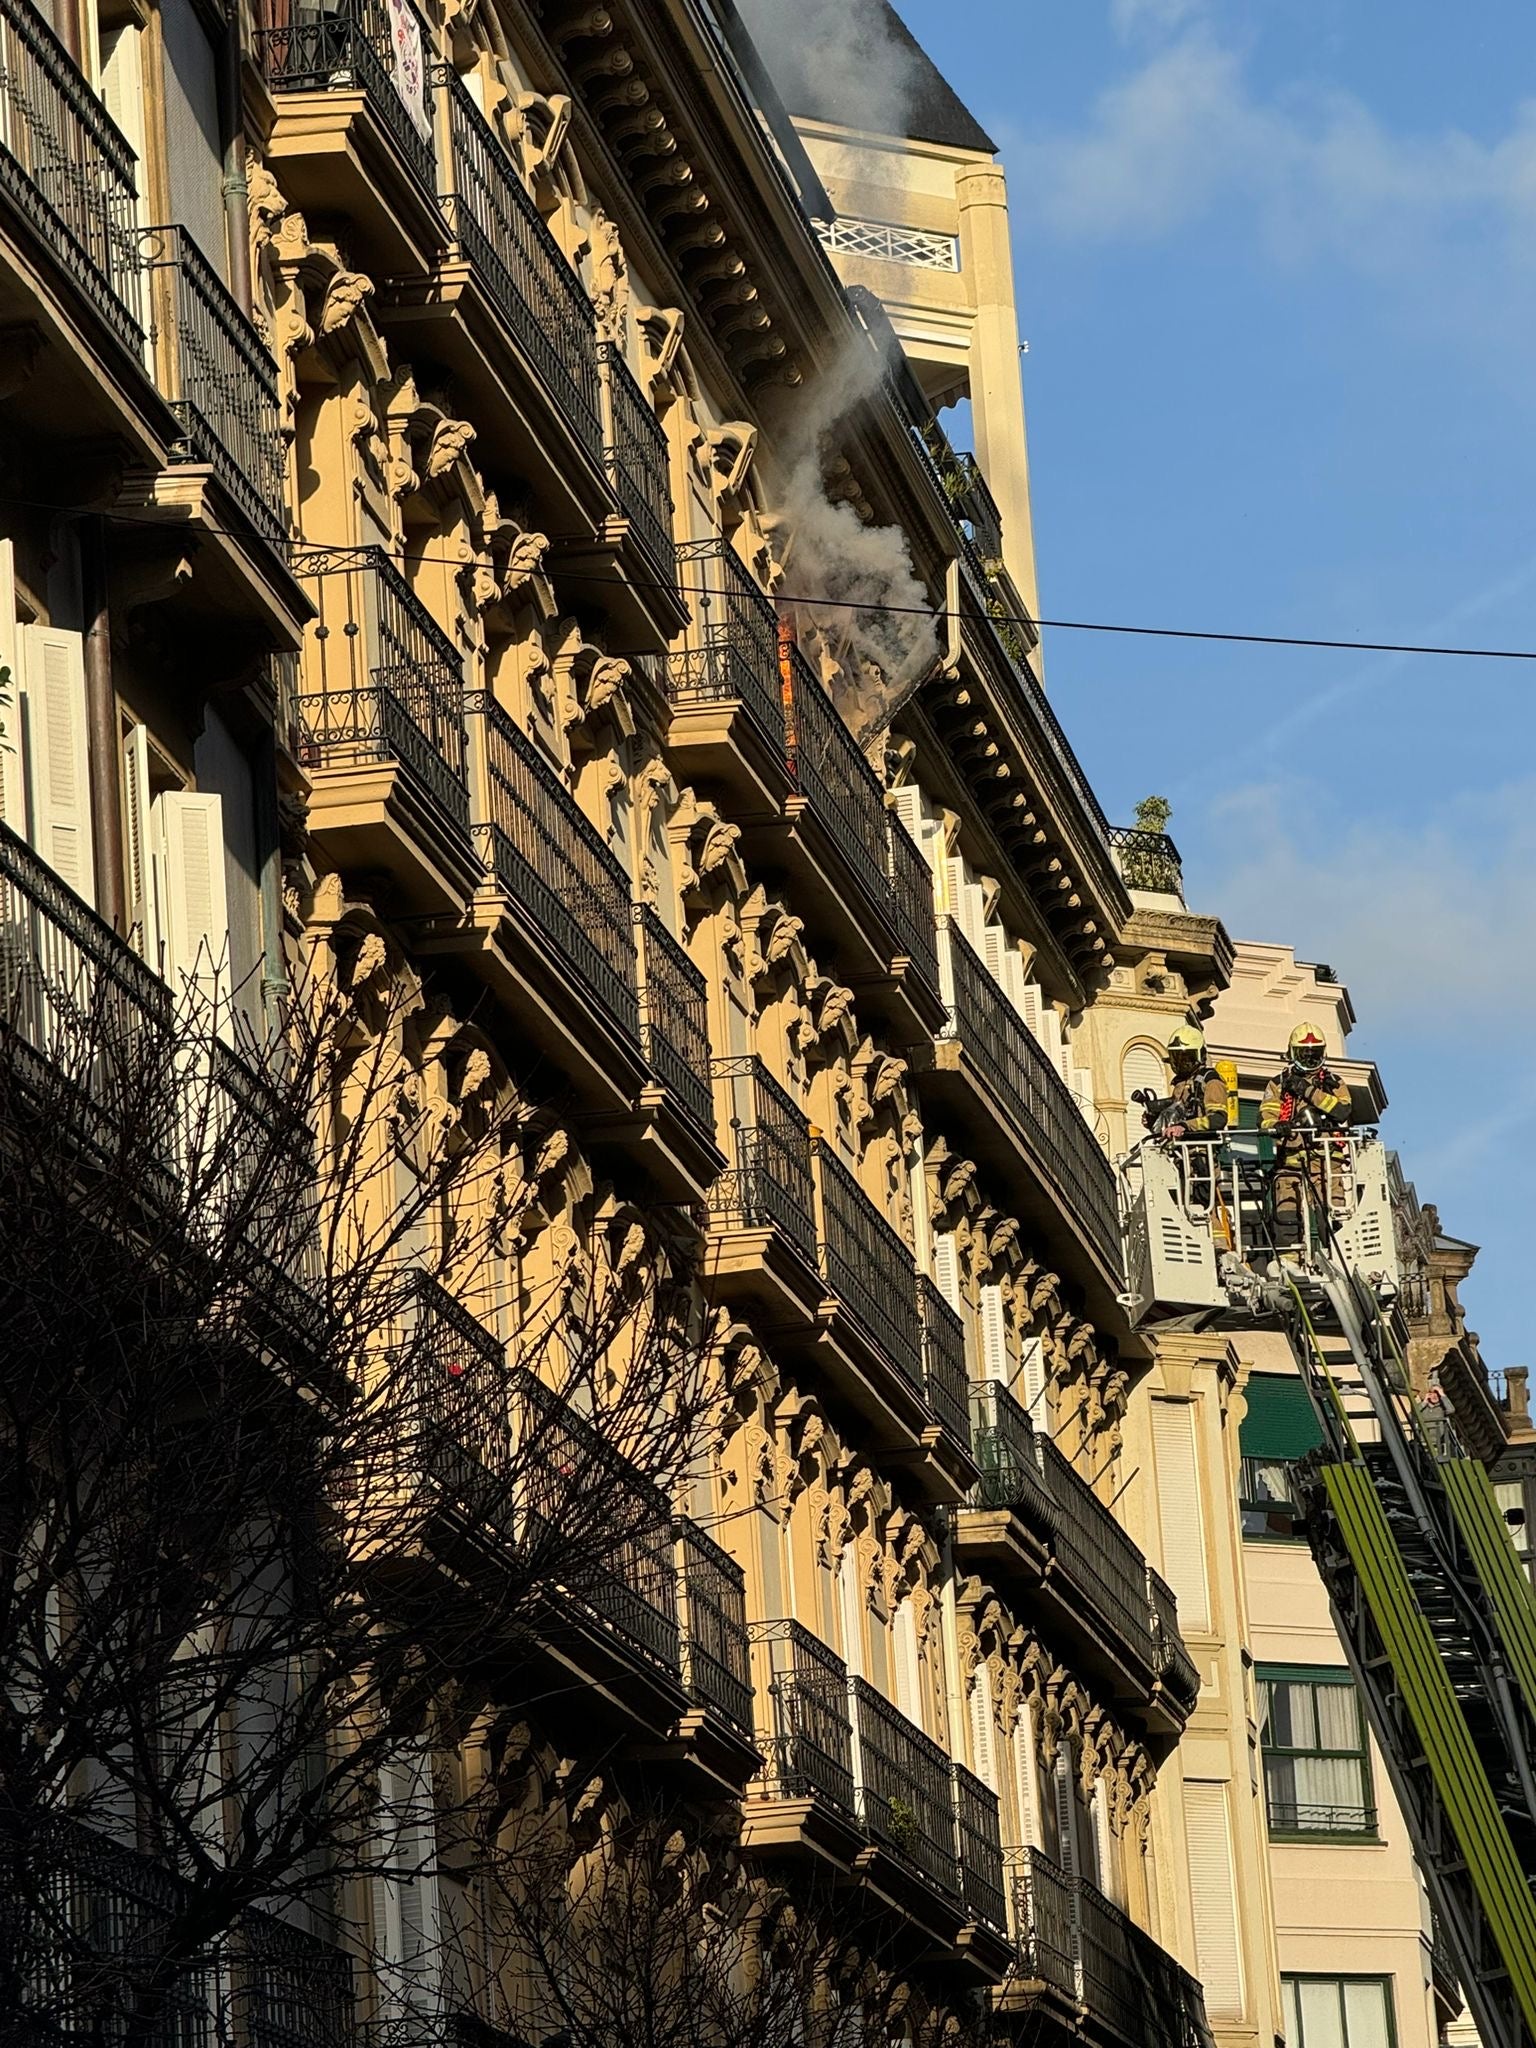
<box><xmin>0</xmin><ymin>1</ymin><xmax>1306</xmax><ymax>2044</ymax></box>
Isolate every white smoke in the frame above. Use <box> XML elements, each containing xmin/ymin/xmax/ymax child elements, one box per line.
<box><xmin>734</xmin><ymin>0</ymin><xmax>920</xmax><ymax>139</ymax></box>
<box><xmin>765</xmin><ymin>330</ymin><xmax>940</xmax><ymax>738</ymax></box>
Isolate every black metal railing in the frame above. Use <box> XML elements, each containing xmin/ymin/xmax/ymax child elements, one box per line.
<box><xmin>886</xmin><ymin>807</ymin><xmax>940</xmax><ymax>997</ymax></box>
<box><xmin>635</xmin><ymin>906</ymin><xmax>712</xmax><ymax>1135</ymax></box>
<box><xmin>443</xmin><ymin>75</ymin><xmax>601</xmax><ymax>462</ymax></box>
<box><xmin>849</xmin><ymin>1676</ymin><xmax>961</xmax><ymax>1898</ymax></box>
<box><xmin>783</xmin><ymin>642</ymin><xmax>893</xmax><ymax>922</ymax></box>
<box><xmin>1110</xmin><ymin>825</ymin><xmax>1184</xmax><ymax>898</ymax></box>
<box><xmin>255</xmin><ymin>0</ymin><xmax>437</xmax><ymax>199</ymax></box>
<box><xmin>292</xmin><ymin>546</ymin><xmax>470</xmax><ymax>833</ymax></box>
<box><xmin>953</xmin><ymin>1761</ymin><xmax>1008</xmax><ymax>1931</ymax></box>
<box><xmin>1038</xmin><ymin>1436</ymin><xmax>1157</xmax><ymax>1674</ymax></box>
<box><xmin>812</xmin><ymin>1140</ymin><xmax>924</xmax><ymax>1395</ymax></box>
<box><xmin>938</xmin><ymin>918</ymin><xmax>1121</xmax><ymax>1274</ymax></box>
<box><xmin>473</xmin><ymin>697</ymin><xmax>639</xmax><ymax>1044</ymax></box>
<box><xmin>918</xmin><ymin>1276</ymin><xmax>971</xmax><ymax>1455</ymax></box>
<box><xmin>518</xmin><ymin>1368</ymin><xmax>679</xmax><ymax>1672</ymax></box>
<box><xmin>675</xmin><ymin>1516</ymin><xmax>753</xmax><ymax>1738</ymax></box>
<box><xmin>0</xmin><ymin>0</ymin><xmax>143</xmax><ymax>351</ymax></box>
<box><xmin>391</xmin><ymin>1272</ymin><xmax>512</xmax><ymax>1531</ymax></box>
<box><xmin>240</xmin><ymin>1909</ymin><xmax>357</xmax><ymax>2048</ymax></box>
<box><xmin>1264</xmin><ymin>1798</ymin><xmax>1377</xmax><ymax>1837</ymax></box>
<box><xmin>968</xmin><ymin>1379</ymin><xmax>1053</xmax><ymax>1534</ymax></box>
<box><xmin>665</xmin><ymin>538</ymin><xmax>786</xmax><ymax>755</ymax></box>
<box><xmin>599</xmin><ymin>341</ymin><xmax>675</xmax><ymax>585</ymax></box>
<box><xmin>1148</xmin><ymin>1566</ymin><xmax>1200</xmax><ymax>1710</ymax></box>
<box><xmin>707</xmin><ymin>1054</ymin><xmax>817</xmax><ymax>1266</ymax></box>
<box><xmin>749</xmin><ymin>1618</ymin><xmax>856</xmax><ymax>1815</ymax></box>
<box><xmin>1006</xmin><ymin>1846</ymin><xmax>1078</xmax><ymax>2002</ymax></box>
<box><xmin>139</xmin><ymin>224</ymin><xmax>286</xmax><ymax>540</ymax></box>
<box><xmin>1075</xmin><ymin>1871</ymin><xmax>1215</xmax><ymax>2048</ymax></box>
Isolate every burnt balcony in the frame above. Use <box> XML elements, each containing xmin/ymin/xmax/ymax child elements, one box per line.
<box><xmin>674</xmin><ymin>1514</ymin><xmax>758</xmax><ymax>1783</ymax></box>
<box><xmin>704</xmin><ymin>1054</ymin><xmax>821</xmax><ymax>1321</ymax></box>
<box><xmin>1005</xmin><ymin>1849</ymin><xmax>1215</xmax><ymax>2048</ymax></box>
<box><xmin>918</xmin><ymin>1275</ymin><xmax>973</xmax><ymax>1463</ymax></box>
<box><xmin>634</xmin><ymin>905</ymin><xmax>716</xmax><ymax>1156</ymax></box>
<box><xmin>291</xmin><ymin>546</ymin><xmax>478</xmax><ymax>911</ymax></box>
<box><xmin>255</xmin><ymin>0</ymin><xmax>445</xmax><ymax>272</ymax></box>
<box><xmin>466</xmin><ymin>696</ymin><xmax>649</xmax><ymax>1121</ymax></box>
<box><xmin>927</xmin><ymin>918</ymin><xmax>1122</xmax><ymax>1313</ymax></box>
<box><xmin>665</xmin><ymin>538</ymin><xmax>791</xmax><ymax>813</ymax></box>
<box><xmin>744</xmin><ymin>1617</ymin><xmax>861</xmax><ymax>1861</ymax></box>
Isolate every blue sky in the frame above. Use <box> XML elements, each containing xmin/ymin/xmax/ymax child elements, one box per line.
<box><xmin>889</xmin><ymin>0</ymin><xmax>1536</xmax><ymax>1370</ymax></box>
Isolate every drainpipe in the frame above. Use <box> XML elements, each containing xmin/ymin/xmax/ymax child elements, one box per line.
<box><xmin>80</xmin><ymin>518</ymin><xmax>126</xmax><ymax>930</ymax></box>
<box><xmin>55</xmin><ymin>0</ymin><xmax>84</xmax><ymax>68</ymax></box>
<box><xmin>220</xmin><ymin>1</ymin><xmax>254</xmax><ymax>315</ymax></box>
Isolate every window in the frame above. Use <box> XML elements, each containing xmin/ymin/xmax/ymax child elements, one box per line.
<box><xmin>1238</xmin><ymin>1375</ymin><xmax>1323</xmax><ymax>1540</ymax></box>
<box><xmin>1259</xmin><ymin>1668</ymin><xmax>1376</xmax><ymax>1838</ymax></box>
<box><xmin>1495</xmin><ymin>1478</ymin><xmax>1536</xmax><ymax>1586</ymax></box>
<box><xmin>1283</xmin><ymin>1977</ymin><xmax>1394</xmax><ymax>2048</ymax></box>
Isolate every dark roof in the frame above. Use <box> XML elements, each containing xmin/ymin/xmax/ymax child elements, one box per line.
<box><xmin>790</xmin><ymin>1</ymin><xmax>996</xmax><ymax>154</ymax></box>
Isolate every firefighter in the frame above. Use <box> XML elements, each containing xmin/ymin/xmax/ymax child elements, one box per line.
<box><xmin>1260</xmin><ymin>1024</ymin><xmax>1352</xmax><ymax>1250</ymax></box>
<box><xmin>1143</xmin><ymin>1024</ymin><xmax>1229</xmax><ymax>1141</ymax></box>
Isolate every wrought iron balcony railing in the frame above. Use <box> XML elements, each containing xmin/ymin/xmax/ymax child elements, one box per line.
<box><xmin>848</xmin><ymin>1675</ymin><xmax>962</xmax><ymax>1898</ymax></box>
<box><xmin>1148</xmin><ymin>1565</ymin><xmax>1200</xmax><ymax>1710</ymax></box>
<box><xmin>937</xmin><ymin>918</ymin><xmax>1121</xmax><ymax>1275</ymax></box>
<box><xmin>812</xmin><ymin>1139</ymin><xmax>924</xmax><ymax>1395</ymax></box>
<box><xmin>240</xmin><ymin>1907</ymin><xmax>358</xmax><ymax>2048</ymax></box>
<box><xmin>255</xmin><ymin>0</ymin><xmax>437</xmax><ymax>200</ymax></box>
<box><xmin>0</xmin><ymin>0</ymin><xmax>143</xmax><ymax>352</ymax></box>
<box><xmin>918</xmin><ymin>1276</ymin><xmax>971</xmax><ymax>1456</ymax></box>
<box><xmin>1110</xmin><ymin>825</ymin><xmax>1184</xmax><ymax>899</ymax></box>
<box><xmin>292</xmin><ymin>546</ymin><xmax>470</xmax><ymax>833</ymax></box>
<box><xmin>783</xmin><ymin>641</ymin><xmax>893</xmax><ymax>922</ymax></box>
<box><xmin>635</xmin><ymin>906</ymin><xmax>712</xmax><ymax>1135</ymax></box>
<box><xmin>665</xmin><ymin>538</ymin><xmax>786</xmax><ymax>754</ymax></box>
<box><xmin>139</xmin><ymin>224</ymin><xmax>286</xmax><ymax>540</ymax></box>
<box><xmin>887</xmin><ymin>807</ymin><xmax>940</xmax><ymax>999</ymax></box>
<box><xmin>675</xmin><ymin>1515</ymin><xmax>753</xmax><ymax>1738</ymax></box>
<box><xmin>1038</xmin><ymin>1434</ymin><xmax>1157</xmax><ymax>1674</ymax></box>
<box><xmin>599</xmin><ymin>340</ymin><xmax>676</xmax><ymax>586</ymax></box>
<box><xmin>387</xmin><ymin>1270</ymin><xmax>512</xmax><ymax>1532</ymax></box>
<box><xmin>707</xmin><ymin>1054</ymin><xmax>817</xmax><ymax>1267</ymax></box>
<box><xmin>473</xmin><ymin>697</ymin><xmax>639</xmax><ymax>1046</ymax></box>
<box><xmin>1006</xmin><ymin>1845</ymin><xmax>1078</xmax><ymax>2002</ymax></box>
<box><xmin>518</xmin><ymin>1367</ymin><xmax>679</xmax><ymax>1672</ymax></box>
<box><xmin>952</xmin><ymin>1761</ymin><xmax>1008</xmax><ymax>1931</ymax></box>
<box><xmin>442</xmin><ymin>74</ymin><xmax>601</xmax><ymax>464</ymax></box>
<box><xmin>968</xmin><ymin>1379</ymin><xmax>1054</xmax><ymax>1535</ymax></box>
<box><xmin>748</xmin><ymin>1618</ymin><xmax>856</xmax><ymax>1816</ymax></box>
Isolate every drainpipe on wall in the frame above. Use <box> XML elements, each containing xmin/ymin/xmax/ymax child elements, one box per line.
<box><xmin>221</xmin><ymin>1</ymin><xmax>254</xmax><ymax>315</ymax></box>
<box><xmin>80</xmin><ymin>518</ymin><xmax>126</xmax><ymax>930</ymax></box>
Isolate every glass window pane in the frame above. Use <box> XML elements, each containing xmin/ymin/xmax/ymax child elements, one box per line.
<box><xmin>1314</xmin><ymin>1682</ymin><xmax>1362</xmax><ymax>1752</ymax></box>
<box><xmin>1299</xmin><ymin>1980</ymin><xmax>1346</xmax><ymax>2048</ymax></box>
<box><xmin>1284</xmin><ymin>1979</ymin><xmax>1302</xmax><ymax>2048</ymax></box>
<box><xmin>1343</xmin><ymin>1979</ymin><xmax>1391</xmax><ymax>2048</ymax></box>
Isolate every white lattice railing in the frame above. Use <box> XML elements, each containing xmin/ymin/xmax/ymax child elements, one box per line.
<box><xmin>816</xmin><ymin>215</ymin><xmax>960</xmax><ymax>272</ymax></box>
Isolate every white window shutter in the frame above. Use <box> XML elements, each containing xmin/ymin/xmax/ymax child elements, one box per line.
<box><xmin>22</xmin><ymin>625</ymin><xmax>95</xmax><ymax>906</ymax></box>
<box><xmin>982</xmin><ymin>924</ymin><xmax>1009</xmax><ymax>987</ymax></box>
<box><xmin>942</xmin><ymin>855</ymin><xmax>966</xmax><ymax>919</ymax></box>
<box><xmin>1019</xmin><ymin>1334</ymin><xmax>1046</xmax><ymax>1418</ymax></box>
<box><xmin>122</xmin><ymin>724</ymin><xmax>162</xmax><ymax>975</ymax></box>
<box><xmin>1013</xmin><ymin>1712</ymin><xmax>1041</xmax><ymax>1849</ymax></box>
<box><xmin>1153</xmin><ymin>1400</ymin><xmax>1210</xmax><ymax>1633</ymax></box>
<box><xmin>1185</xmin><ymin>1781</ymin><xmax>1244</xmax><ymax>2017</ymax></box>
<box><xmin>0</xmin><ymin>542</ymin><xmax>26</xmax><ymax>836</ymax></box>
<box><xmin>893</xmin><ymin>1601</ymin><xmax>922</xmax><ymax>1728</ymax></box>
<box><xmin>1092</xmin><ymin>1783</ymin><xmax>1118</xmax><ymax>1902</ymax></box>
<box><xmin>100</xmin><ymin>22</ymin><xmax>149</xmax><ymax>230</ymax></box>
<box><xmin>371</xmin><ymin>1747</ymin><xmax>443</xmax><ymax>2024</ymax></box>
<box><xmin>889</xmin><ymin>784</ymin><xmax>922</xmax><ymax>839</ymax></box>
<box><xmin>969</xmin><ymin>1668</ymin><xmax>997</xmax><ymax>1790</ymax></box>
<box><xmin>1123</xmin><ymin>1043</ymin><xmax>1166</xmax><ymax>1104</ymax></box>
<box><xmin>155</xmin><ymin>790</ymin><xmax>230</xmax><ymax>1021</ymax></box>
<box><xmin>980</xmin><ymin>1283</ymin><xmax>1008</xmax><ymax>1384</ymax></box>
<box><xmin>933</xmin><ymin>1232</ymin><xmax>963</xmax><ymax>1314</ymax></box>
<box><xmin>1018</xmin><ymin>979</ymin><xmax>1045</xmax><ymax>1039</ymax></box>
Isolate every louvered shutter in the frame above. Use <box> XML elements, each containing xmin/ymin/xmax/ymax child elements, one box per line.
<box><xmin>0</xmin><ymin>542</ymin><xmax>25</xmax><ymax>835</ymax></box>
<box><xmin>1185</xmin><ymin>1781</ymin><xmax>1244</xmax><ymax>2017</ymax></box>
<box><xmin>893</xmin><ymin>1601</ymin><xmax>922</xmax><ymax>1728</ymax></box>
<box><xmin>1018</xmin><ymin>979</ymin><xmax>1045</xmax><ymax>1040</ymax></box>
<box><xmin>371</xmin><ymin>1747</ymin><xmax>444</xmax><ymax>2025</ymax></box>
<box><xmin>1018</xmin><ymin>1333</ymin><xmax>1046</xmax><ymax>1417</ymax></box>
<box><xmin>1013</xmin><ymin>1712</ymin><xmax>1041</xmax><ymax>1849</ymax></box>
<box><xmin>969</xmin><ymin>1668</ymin><xmax>997</xmax><ymax>1790</ymax></box>
<box><xmin>22</xmin><ymin>625</ymin><xmax>95</xmax><ymax>906</ymax></box>
<box><xmin>942</xmin><ymin>855</ymin><xmax>966</xmax><ymax>919</ymax></box>
<box><xmin>155</xmin><ymin>791</ymin><xmax>230</xmax><ymax>1022</ymax></box>
<box><xmin>1051</xmin><ymin>1752</ymin><xmax>1080</xmax><ymax>1876</ymax></box>
<box><xmin>932</xmin><ymin>1233</ymin><xmax>963</xmax><ymax>1314</ymax></box>
<box><xmin>1152</xmin><ymin>1400</ymin><xmax>1210</xmax><ymax>1632</ymax></box>
<box><xmin>122</xmin><ymin>724</ymin><xmax>162</xmax><ymax>975</ymax></box>
<box><xmin>1073</xmin><ymin>1066</ymin><xmax>1097</xmax><ymax>1117</ymax></box>
<box><xmin>836</xmin><ymin>1544</ymin><xmax>863</xmax><ymax>1678</ymax></box>
<box><xmin>889</xmin><ymin>784</ymin><xmax>922</xmax><ymax>840</ymax></box>
<box><xmin>1091</xmin><ymin>1783</ymin><xmax>1116</xmax><ymax>1900</ymax></box>
<box><xmin>1123</xmin><ymin>1042</ymin><xmax>1166</xmax><ymax>1105</ymax></box>
<box><xmin>979</xmin><ymin>1284</ymin><xmax>1008</xmax><ymax>1384</ymax></box>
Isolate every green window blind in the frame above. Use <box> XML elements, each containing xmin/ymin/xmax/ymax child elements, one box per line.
<box><xmin>1240</xmin><ymin>1374</ymin><xmax>1324</xmax><ymax>1461</ymax></box>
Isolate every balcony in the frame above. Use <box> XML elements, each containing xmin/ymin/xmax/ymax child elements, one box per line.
<box><xmin>665</xmin><ymin>538</ymin><xmax>791</xmax><ymax>814</ymax></box>
<box><xmin>887</xmin><ymin>807</ymin><xmax>945</xmax><ymax>1025</ymax></box>
<box><xmin>292</xmin><ymin>546</ymin><xmax>479</xmax><ymax>910</ymax></box>
<box><xmin>812</xmin><ymin>1137</ymin><xmax>924</xmax><ymax>1397</ymax></box>
<box><xmin>954</xmin><ymin>1760</ymin><xmax>1010</xmax><ymax>1939</ymax></box>
<box><xmin>850</xmin><ymin>1673</ymin><xmax>962</xmax><ymax>1901</ymax></box>
<box><xmin>705</xmin><ymin>1055</ymin><xmax>821</xmax><ymax>1320</ymax></box>
<box><xmin>918</xmin><ymin>1276</ymin><xmax>973</xmax><ymax>1461</ymax></box>
<box><xmin>745</xmin><ymin>1618</ymin><xmax>861</xmax><ymax>1860</ymax></box>
<box><xmin>1110</xmin><ymin>825</ymin><xmax>1184</xmax><ymax>902</ymax></box>
<box><xmin>927</xmin><ymin>919</ymin><xmax>1122</xmax><ymax>1310</ymax></box>
<box><xmin>962</xmin><ymin>1382</ymin><xmax>1195</xmax><ymax>1733</ymax></box>
<box><xmin>0</xmin><ymin>0</ymin><xmax>169</xmax><ymax>455</ymax></box>
<box><xmin>240</xmin><ymin>1908</ymin><xmax>358</xmax><ymax>2048</ymax></box>
<box><xmin>255</xmin><ymin>0</ymin><xmax>445</xmax><ymax>273</ymax></box>
<box><xmin>575</xmin><ymin>339</ymin><xmax>687</xmax><ymax>647</ymax></box>
<box><xmin>675</xmin><ymin>1515</ymin><xmax>758</xmax><ymax>1784</ymax></box>
<box><xmin>634</xmin><ymin>905</ymin><xmax>717</xmax><ymax>1157</ymax></box>
<box><xmin>1004</xmin><ymin>1848</ymin><xmax>1215</xmax><ymax>2048</ymax></box>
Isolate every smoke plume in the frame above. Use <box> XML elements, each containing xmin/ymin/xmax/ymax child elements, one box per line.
<box><xmin>734</xmin><ymin>0</ymin><xmax>919</xmax><ymax>139</ymax></box>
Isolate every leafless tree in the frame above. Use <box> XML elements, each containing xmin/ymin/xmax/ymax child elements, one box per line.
<box><xmin>0</xmin><ymin>882</ymin><xmax>714</xmax><ymax>2044</ymax></box>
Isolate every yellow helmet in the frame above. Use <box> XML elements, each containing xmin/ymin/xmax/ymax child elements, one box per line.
<box><xmin>1288</xmin><ymin>1023</ymin><xmax>1327</xmax><ymax>1072</ymax></box>
<box><xmin>1167</xmin><ymin>1025</ymin><xmax>1205</xmax><ymax>1059</ymax></box>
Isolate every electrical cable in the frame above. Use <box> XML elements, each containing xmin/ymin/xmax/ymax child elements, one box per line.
<box><xmin>7</xmin><ymin>488</ymin><xmax>1536</xmax><ymax>663</ymax></box>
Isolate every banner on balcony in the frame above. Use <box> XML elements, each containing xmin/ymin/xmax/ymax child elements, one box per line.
<box><xmin>386</xmin><ymin>0</ymin><xmax>432</xmax><ymax>144</ymax></box>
